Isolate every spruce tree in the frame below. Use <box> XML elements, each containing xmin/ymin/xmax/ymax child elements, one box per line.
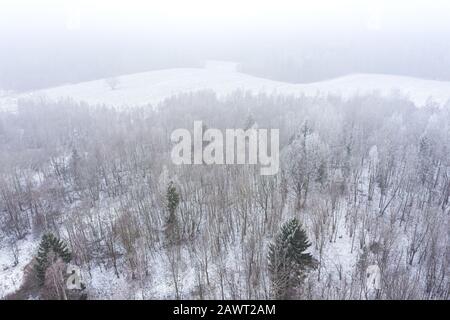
<box><xmin>167</xmin><ymin>181</ymin><xmax>180</xmax><ymax>222</ymax></box>
<box><xmin>268</xmin><ymin>218</ymin><xmax>315</xmax><ymax>299</ymax></box>
<box><xmin>69</xmin><ymin>148</ymin><xmax>83</xmax><ymax>191</ymax></box>
<box><xmin>165</xmin><ymin>181</ymin><xmax>180</xmax><ymax>243</ymax></box>
<box><xmin>35</xmin><ymin>233</ymin><xmax>72</xmax><ymax>286</ymax></box>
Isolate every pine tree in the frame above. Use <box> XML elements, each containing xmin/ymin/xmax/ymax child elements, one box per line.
<box><xmin>268</xmin><ymin>218</ymin><xmax>315</xmax><ymax>299</ymax></box>
<box><xmin>35</xmin><ymin>233</ymin><xmax>72</xmax><ymax>286</ymax></box>
<box><xmin>167</xmin><ymin>181</ymin><xmax>180</xmax><ymax>221</ymax></box>
<box><xmin>165</xmin><ymin>181</ymin><xmax>180</xmax><ymax>243</ymax></box>
<box><xmin>69</xmin><ymin>148</ymin><xmax>83</xmax><ymax>191</ymax></box>
<box><xmin>243</xmin><ymin>113</ymin><xmax>256</xmax><ymax>130</ymax></box>
<box><xmin>316</xmin><ymin>159</ymin><xmax>327</xmax><ymax>186</ymax></box>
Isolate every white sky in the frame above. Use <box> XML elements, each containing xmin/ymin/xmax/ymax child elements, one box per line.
<box><xmin>1</xmin><ymin>0</ymin><xmax>450</xmax><ymax>33</ymax></box>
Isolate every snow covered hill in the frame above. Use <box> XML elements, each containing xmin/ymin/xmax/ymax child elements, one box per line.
<box><xmin>1</xmin><ymin>61</ymin><xmax>450</xmax><ymax>111</ymax></box>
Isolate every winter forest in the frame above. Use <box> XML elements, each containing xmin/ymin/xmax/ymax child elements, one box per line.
<box><xmin>0</xmin><ymin>0</ymin><xmax>449</xmax><ymax>301</ymax></box>
<box><xmin>0</xmin><ymin>90</ymin><xmax>448</xmax><ymax>299</ymax></box>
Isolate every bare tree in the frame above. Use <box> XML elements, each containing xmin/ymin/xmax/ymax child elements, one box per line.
<box><xmin>105</xmin><ymin>77</ymin><xmax>120</xmax><ymax>90</ymax></box>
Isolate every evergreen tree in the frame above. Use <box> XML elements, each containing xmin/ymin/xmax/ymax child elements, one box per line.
<box><xmin>316</xmin><ymin>159</ymin><xmax>327</xmax><ymax>186</ymax></box>
<box><xmin>35</xmin><ymin>233</ymin><xmax>72</xmax><ymax>286</ymax></box>
<box><xmin>69</xmin><ymin>148</ymin><xmax>83</xmax><ymax>191</ymax></box>
<box><xmin>268</xmin><ymin>218</ymin><xmax>315</xmax><ymax>299</ymax></box>
<box><xmin>243</xmin><ymin>113</ymin><xmax>256</xmax><ymax>130</ymax></box>
<box><xmin>165</xmin><ymin>181</ymin><xmax>180</xmax><ymax>243</ymax></box>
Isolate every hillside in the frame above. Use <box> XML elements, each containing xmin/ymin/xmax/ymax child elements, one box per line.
<box><xmin>2</xmin><ymin>61</ymin><xmax>450</xmax><ymax>111</ymax></box>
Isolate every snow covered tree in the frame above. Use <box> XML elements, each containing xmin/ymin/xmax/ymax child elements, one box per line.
<box><xmin>105</xmin><ymin>77</ymin><xmax>120</xmax><ymax>90</ymax></box>
<box><xmin>286</xmin><ymin>122</ymin><xmax>328</xmax><ymax>210</ymax></box>
<box><xmin>268</xmin><ymin>218</ymin><xmax>315</xmax><ymax>299</ymax></box>
<box><xmin>42</xmin><ymin>256</ymin><xmax>68</xmax><ymax>300</ymax></box>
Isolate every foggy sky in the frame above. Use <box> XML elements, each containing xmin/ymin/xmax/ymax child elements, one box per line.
<box><xmin>1</xmin><ymin>0</ymin><xmax>450</xmax><ymax>90</ymax></box>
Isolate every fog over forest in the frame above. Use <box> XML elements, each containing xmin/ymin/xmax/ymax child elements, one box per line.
<box><xmin>0</xmin><ymin>0</ymin><xmax>449</xmax><ymax>302</ymax></box>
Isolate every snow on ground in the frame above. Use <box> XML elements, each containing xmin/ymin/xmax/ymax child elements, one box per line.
<box><xmin>87</xmin><ymin>265</ymin><xmax>132</xmax><ymax>300</ymax></box>
<box><xmin>87</xmin><ymin>246</ymin><xmax>198</xmax><ymax>300</ymax></box>
<box><xmin>0</xmin><ymin>235</ymin><xmax>39</xmax><ymax>299</ymax></box>
<box><xmin>2</xmin><ymin>61</ymin><xmax>450</xmax><ymax>111</ymax></box>
<box><xmin>319</xmin><ymin>209</ymin><xmax>358</xmax><ymax>283</ymax></box>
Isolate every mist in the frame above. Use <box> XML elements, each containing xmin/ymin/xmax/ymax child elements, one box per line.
<box><xmin>2</xmin><ymin>0</ymin><xmax>450</xmax><ymax>90</ymax></box>
<box><xmin>0</xmin><ymin>0</ymin><xmax>449</xmax><ymax>303</ymax></box>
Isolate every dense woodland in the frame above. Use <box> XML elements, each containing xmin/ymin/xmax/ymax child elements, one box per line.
<box><xmin>0</xmin><ymin>90</ymin><xmax>449</xmax><ymax>299</ymax></box>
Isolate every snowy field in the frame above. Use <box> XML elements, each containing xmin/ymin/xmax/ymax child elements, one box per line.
<box><xmin>1</xmin><ymin>61</ymin><xmax>450</xmax><ymax>111</ymax></box>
